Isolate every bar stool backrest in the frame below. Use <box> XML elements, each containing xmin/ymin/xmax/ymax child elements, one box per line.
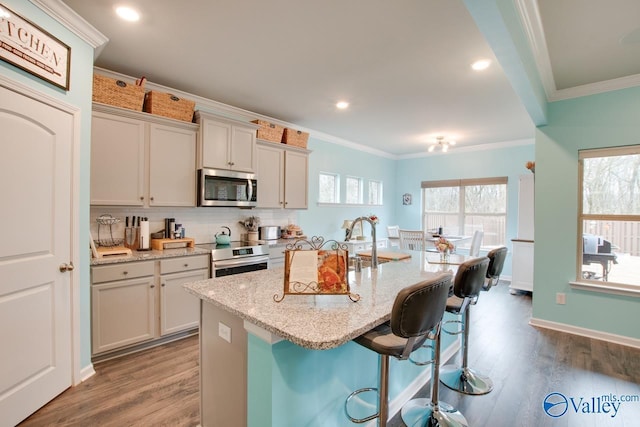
<box><xmin>453</xmin><ymin>257</ymin><xmax>490</xmax><ymax>300</ymax></box>
<box><xmin>485</xmin><ymin>246</ymin><xmax>508</xmax><ymax>289</ymax></box>
<box><xmin>390</xmin><ymin>273</ymin><xmax>452</xmax><ymax>339</ymax></box>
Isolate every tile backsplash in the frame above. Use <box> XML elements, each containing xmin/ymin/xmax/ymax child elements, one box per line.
<box><xmin>90</xmin><ymin>206</ymin><xmax>298</xmax><ymax>245</ymax></box>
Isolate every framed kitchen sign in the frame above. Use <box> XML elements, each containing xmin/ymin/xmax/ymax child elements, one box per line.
<box><xmin>0</xmin><ymin>3</ymin><xmax>71</xmax><ymax>90</ymax></box>
<box><xmin>274</xmin><ymin>236</ymin><xmax>360</xmax><ymax>302</ymax></box>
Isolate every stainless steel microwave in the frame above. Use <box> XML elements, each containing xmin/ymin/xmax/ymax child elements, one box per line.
<box><xmin>198</xmin><ymin>168</ymin><xmax>257</xmax><ymax>207</ymax></box>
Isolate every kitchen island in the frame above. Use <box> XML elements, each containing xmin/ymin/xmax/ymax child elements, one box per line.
<box><xmin>184</xmin><ymin>252</ymin><xmax>461</xmax><ymax>427</ymax></box>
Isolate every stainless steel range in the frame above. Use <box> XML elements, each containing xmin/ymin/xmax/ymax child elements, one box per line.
<box><xmin>197</xmin><ymin>241</ymin><xmax>269</xmax><ymax>277</ymax></box>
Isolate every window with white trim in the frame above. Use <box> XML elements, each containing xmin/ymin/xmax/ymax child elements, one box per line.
<box><xmin>422</xmin><ymin>177</ymin><xmax>507</xmax><ymax>248</ymax></box>
<box><xmin>318</xmin><ymin>172</ymin><xmax>339</xmax><ymax>203</ymax></box>
<box><xmin>345</xmin><ymin>176</ymin><xmax>363</xmax><ymax>204</ymax></box>
<box><xmin>368</xmin><ymin>180</ymin><xmax>383</xmax><ymax>205</ymax></box>
<box><xmin>578</xmin><ymin>146</ymin><xmax>640</xmax><ymax>287</ymax></box>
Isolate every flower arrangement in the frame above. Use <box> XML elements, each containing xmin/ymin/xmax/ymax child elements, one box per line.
<box><xmin>368</xmin><ymin>214</ymin><xmax>379</xmax><ymax>225</ymax></box>
<box><xmin>526</xmin><ymin>161</ymin><xmax>535</xmax><ymax>174</ymax></box>
<box><xmin>435</xmin><ymin>236</ymin><xmax>454</xmax><ymax>253</ymax></box>
<box><xmin>239</xmin><ymin>215</ymin><xmax>260</xmax><ymax>232</ymax></box>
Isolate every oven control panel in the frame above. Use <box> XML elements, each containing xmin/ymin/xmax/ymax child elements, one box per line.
<box><xmin>232</xmin><ymin>248</ymin><xmax>254</xmax><ymax>256</ymax></box>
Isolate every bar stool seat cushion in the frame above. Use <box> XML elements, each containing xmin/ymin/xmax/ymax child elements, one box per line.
<box><xmin>355</xmin><ymin>324</ymin><xmax>429</xmax><ymax>356</ymax></box>
<box><xmin>445</xmin><ymin>295</ymin><xmax>465</xmax><ymax>313</ymax></box>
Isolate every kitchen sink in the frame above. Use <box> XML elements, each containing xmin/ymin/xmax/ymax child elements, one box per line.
<box><xmin>348</xmin><ymin>256</ymin><xmax>390</xmax><ymax>270</ymax></box>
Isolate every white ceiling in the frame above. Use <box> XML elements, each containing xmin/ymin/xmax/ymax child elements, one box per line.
<box><xmin>60</xmin><ymin>0</ymin><xmax>640</xmax><ymax>156</ymax></box>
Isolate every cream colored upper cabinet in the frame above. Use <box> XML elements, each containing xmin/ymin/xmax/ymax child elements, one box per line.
<box><xmin>90</xmin><ymin>104</ymin><xmax>198</xmax><ymax>207</ymax></box>
<box><xmin>91</xmin><ymin>111</ymin><xmax>146</xmax><ymax>206</ymax></box>
<box><xmin>148</xmin><ymin>123</ymin><xmax>197</xmax><ymax>206</ymax></box>
<box><xmin>256</xmin><ymin>140</ymin><xmax>309</xmax><ymax>209</ymax></box>
<box><xmin>195</xmin><ymin>111</ymin><xmax>260</xmax><ymax>173</ymax></box>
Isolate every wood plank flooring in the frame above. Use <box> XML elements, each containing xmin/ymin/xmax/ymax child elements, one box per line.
<box><xmin>19</xmin><ymin>283</ymin><xmax>640</xmax><ymax>426</ymax></box>
<box><xmin>18</xmin><ymin>336</ymin><xmax>199</xmax><ymax>427</ymax></box>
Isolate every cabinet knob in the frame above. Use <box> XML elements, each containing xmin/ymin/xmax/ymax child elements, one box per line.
<box><xmin>150</xmin><ymin>284</ymin><xmax>155</xmax><ymax>288</ymax></box>
<box><xmin>285</xmin><ymin>201</ymin><xmax>288</xmax><ymax>205</ymax></box>
<box><xmin>184</xmin><ymin>263</ymin><xmax>189</xmax><ymax>267</ymax></box>
<box><xmin>161</xmin><ymin>283</ymin><xmax>165</xmax><ymax>287</ymax></box>
<box><xmin>122</xmin><ymin>271</ymin><xmax>128</xmax><ymax>275</ymax></box>
<box><xmin>140</xmin><ymin>196</ymin><xmax>144</xmax><ymax>201</ymax></box>
<box><xmin>150</xmin><ymin>196</ymin><xmax>154</xmax><ymax>201</ymax></box>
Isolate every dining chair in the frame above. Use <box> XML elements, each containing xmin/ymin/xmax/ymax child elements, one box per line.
<box><xmin>387</xmin><ymin>225</ymin><xmax>400</xmax><ymax>247</ymax></box>
<box><xmin>398</xmin><ymin>229</ymin><xmax>425</xmax><ymax>251</ymax></box>
<box><xmin>468</xmin><ymin>230</ymin><xmax>484</xmax><ymax>257</ymax></box>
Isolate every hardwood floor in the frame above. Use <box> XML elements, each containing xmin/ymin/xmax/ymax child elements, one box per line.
<box><xmin>18</xmin><ymin>336</ymin><xmax>199</xmax><ymax>427</ymax></box>
<box><xmin>19</xmin><ymin>283</ymin><xmax>640</xmax><ymax>427</ymax></box>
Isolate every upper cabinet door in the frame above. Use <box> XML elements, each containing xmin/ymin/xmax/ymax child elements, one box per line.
<box><xmin>284</xmin><ymin>150</ymin><xmax>308</xmax><ymax>209</ymax></box>
<box><xmin>199</xmin><ymin>119</ymin><xmax>232</xmax><ymax>170</ymax></box>
<box><xmin>91</xmin><ymin>112</ymin><xmax>145</xmax><ymax>206</ymax></box>
<box><xmin>230</xmin><ymin>126</ymin><xmax>257</xmax><ymax>172</ymax></box>
<box><xmin>257</xmin><ymin>144</ymin><xmax>284</xmax><ymax>208</ymax></box>
<box><xmin>149</xmin><ymin>123</ymin><xmax>197</xmax><ymax>206</ymax></box>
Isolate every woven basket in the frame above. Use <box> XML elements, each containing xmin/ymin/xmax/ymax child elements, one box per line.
<box><xmin>92</xmin><ymin>74</ymin><xmax>145</xmax><ymax>111</ymax></box>
<box><xmin>282</xmin><ymin>128</ymin><xmax>309</xmax><ymax>148</ymax></box>
<box><xmin>252</xmin><ymin>119</ymin><xmax>285</xmax><ymax>143</ymax></box>
<box><xmin>144</xmin><ymin>91</ymin><xmax>195</xmax><ymax>122</ymax></box>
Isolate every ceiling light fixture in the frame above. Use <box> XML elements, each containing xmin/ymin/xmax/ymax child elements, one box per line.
<box><xmin>0</xmin><ymin>6</ymin><xmax>10</xmax><ymax>18</ymax></box>
<box><xmin>336</xmin><ymin>101</ymin><xmax>349</xmax><ymax>110</ymax></box>
<box><xmin>115</xmin><ymin>6</ymin><xmax>140</xmax><ymax>22</ymax></box>
<box><xmin>428</xmin><ymin>136</ymin><xmax>456</xmax><ymax>153</ymax></box>
<box><xmin>471</xmin><ymin>59</ymin><xmax>491</xmax><ymax>71</ymax></box>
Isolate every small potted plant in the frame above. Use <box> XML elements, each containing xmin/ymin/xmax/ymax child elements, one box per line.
<box><xmin>239</xmin><ymin>216</ymin><xmax>260</xmax><ymax>241</ymax></box>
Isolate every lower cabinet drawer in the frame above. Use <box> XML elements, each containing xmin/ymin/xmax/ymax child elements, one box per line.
<box><xmin>160</xmin><ymin>254</ymin><xmax>210</xmax><ymax>274</ymax></box>
<box><xmin>92</xmin><ymin>261</ymin><xmax>154</xmax><ymax>284</ymax></box>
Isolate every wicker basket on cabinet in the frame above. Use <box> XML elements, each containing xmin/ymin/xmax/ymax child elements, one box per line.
<box><xmin>143</xmin><ymin>91</ymin><xmax>196</xmax><ymax>122</ymax></box>
<box><xmin>282</xmin><ymin>128</ymin><xmax>309</xmax><ymax>148</ymax></box>
<box><xmin>252</xmin><ymin>119</ymin><xmax>285</xmax><ymax>143</ymax></box>
<box><xmin>92</xmin><ymin>74</ymin><xmax>145</xmax><ymax>111</ymax></box>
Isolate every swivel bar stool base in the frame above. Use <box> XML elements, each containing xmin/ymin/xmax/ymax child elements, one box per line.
<box><xmin>401</xmin><ymin>399</ymin><xmax>468</xmax><ymax>427</ymax></box>
<box><xmin>439</xmin><ymin>365</ymin><xmax>494</xmax><ymax>395</ymax></box>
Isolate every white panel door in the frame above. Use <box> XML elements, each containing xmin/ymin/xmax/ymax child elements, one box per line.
<box><xmin>0</xmin><ymin>86</ymin><xmax>73</xmax><ymax>425</ymax></box>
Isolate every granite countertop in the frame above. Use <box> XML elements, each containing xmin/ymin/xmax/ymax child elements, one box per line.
<box><xmin>90</xmin><ymin>246</ymin><xmax>211</xmax><ymax>266</ymax></box>
<box><xmin>184</xmin><ymin>253</ymin><xmax>455</xmax><ymax>350</ymax></box>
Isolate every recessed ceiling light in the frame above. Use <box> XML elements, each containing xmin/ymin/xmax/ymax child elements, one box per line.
<box><xmin>336</xmin><ymin>101</ymin><xmax>349</xmax><ymax>110</ymax></box>
<box><xmin>116</xmin><ymin>6</ymin><xmax>140</xmax><ymax>22</ymax></box>
<box><xmin>0</xmin><ymin>6</ymin><xmax>10</xmax><ymax>18</ymax></box>
<box><xmin>471</xmin><ymin>59</ymin><xmax>491</xmax><ymax>71</ymax></box>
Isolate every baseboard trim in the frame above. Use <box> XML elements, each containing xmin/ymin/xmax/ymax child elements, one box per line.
<box><xmin>79</xmin><ymin>364</ymin><xmax>96</xmax><ymax>382</ymax></box>
<box><xmin>529</xmin><ymin>317</ymin><xmax>640</xmax><ymax>349</ymax></box>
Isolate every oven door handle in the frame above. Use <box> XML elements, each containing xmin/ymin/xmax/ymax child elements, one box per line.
<box><xmin>213</xmin><ymin>255</ymin><xmax>270</xmax><ymax>269</ymax></box>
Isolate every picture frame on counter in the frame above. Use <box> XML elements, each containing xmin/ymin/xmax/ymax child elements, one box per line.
<box><xmin>274</xmin><ymin>237</ymin><xmax>359</xmax><ymax>302</ymax></box>
<box><xmin>0</xmin><ymin>3</ymin><xmax>71</xmax><ymax>90</ymax></box>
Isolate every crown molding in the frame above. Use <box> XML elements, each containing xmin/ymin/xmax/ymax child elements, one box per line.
<box><xmin>30</xmin><ymin>0</ymin><xmax>108</xmax><ymax>58</ymax></box>
<box><xmin>516</xmin><ymin>0</ymin><xmax>640</xmax><ymax>103</ymax></box>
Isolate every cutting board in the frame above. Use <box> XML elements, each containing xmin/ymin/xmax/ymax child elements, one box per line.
<box><xmin>151</xmin><ymin>237</ymin><xmax>195</xmax><ymax>250</ymax></box>
<box><xmin>355</xmin><ymin>250</ymin><xmax>411</xmax><ymax>261</ymax></box>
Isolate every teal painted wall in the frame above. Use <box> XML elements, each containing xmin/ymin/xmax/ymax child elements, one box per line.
<box><xmin>533</xmin><ymin>87</ymin><xmax>640</xmax><ymax>338</ymax></box>
<box><xmin>392</xmin><ymin>144</ymin><xmax>535</xmax><ymax>276</ymax></box>
<box><xmin>297</xmin><ymin>137</ymin><xmax>397</xmax><ymax>243</ymax></box>
<box><xmin>1</xmin><ymin>0</ymin><xmax>95</xmax><ymax>370</ymax></box>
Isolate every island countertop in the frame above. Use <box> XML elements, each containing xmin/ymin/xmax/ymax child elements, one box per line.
<box><xmin>184</xmin><ymin>253</ymin><xmax>453</xmax><ymax>350</ymax></box>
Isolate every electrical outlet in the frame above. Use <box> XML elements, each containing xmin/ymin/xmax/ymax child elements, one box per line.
<box><xmin>218</xmin><ymin>322</ymin><xmax>231</xmax><ymax>343</ymax></box>
<box><xmin>556</xmin><ymin>292</ymin><xmax>566</xmax><ymax>305</ymax></box>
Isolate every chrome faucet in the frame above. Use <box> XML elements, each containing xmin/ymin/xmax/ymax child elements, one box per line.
<box><xmin>345</xmin><ymin>216</ymin><xmax>379</xmax><ymax>269</ymax></box>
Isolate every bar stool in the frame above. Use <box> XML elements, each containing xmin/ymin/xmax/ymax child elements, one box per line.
<box><xmin>344</xmin><ymin>274</ymin><xmax>452</xmax><ymax>427</ymax></box>
<box><xmin>439</xmin><ymin>256</ymin><xmax>492</xmax><ymax>395</ymax></box>
<box><xmin>401</xmin><ymin>257</ymin><xmax>489</xmax><ymax>427</ymax></box>
<box><xmin>484</xmin><ymin>246</ymin><xmax>507</xmax><ymax>291</ymax></box>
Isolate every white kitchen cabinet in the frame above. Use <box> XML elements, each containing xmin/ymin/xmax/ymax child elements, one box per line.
<box><xmin>91</xmin><ymin>261</ymin><xmax>156</xmax><ymax>355</ymax></box>
<box><xmin>195</xmin><ymin>111</ymin><xmax>260</xmax><ymax>173</ymax></box>
<box><xmin>340</xmin><ymin>239</ymin><xmax>388</xmax><ymax>255</ymax></box>
<box><xmin>90</xmin><ymin>104</ymin><xmax>198</xmax><ymax>207</ymax></box>
<box><xmin>91</xmin><ymin>254</ymin><xmax>209</xmax><ymax>357</ymax></box>
<box><xmin>267</xmin><ymin>243</ymin><xmax>287</xmax><ymax>268</ymax></box>
<box><xmin>159</xmin><ymin>255</ymin><xmax>209</xmax><ymax>335</ymax></box>
<box><xmin>257</xmin><ymin>140</ymin><xmax>310</xmax><ymax>209</ymax></box>
<box><xmin>511</xmin><ymin>240</ymin><xmax>534</xmax><ymax>292</ymax></box>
